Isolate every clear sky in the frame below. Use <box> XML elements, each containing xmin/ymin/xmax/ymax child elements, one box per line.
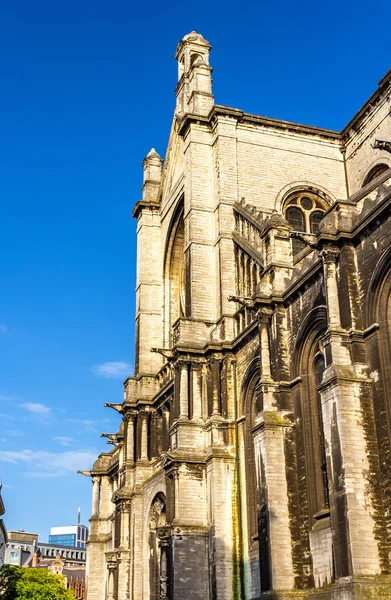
<box><xmin>0</xmin><ymin>0</ymin><xmax>390</xmax><ymax>541</ymax></box>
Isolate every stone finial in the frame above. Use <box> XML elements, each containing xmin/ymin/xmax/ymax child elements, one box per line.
<box><xmin>180</xmin><ymin>31</ymin><xmax>210</xmax><ymax>45</ymax></box>
<box><xmin>142</xmin><ymin>148</ymin><xmax>163</xmax><ymax>203</ymax></box>
<box><xmin>145</xmin><ymin>148</ymin><xmax>161</xmax><ymax>160</ymax></box>
<box><xmin>142</xmin><ymin>148</ymin><xmax>163</xmax><ymax>168</ymax></box>
<box><xmin>268</xmin><ymin>211</ymin><xmax>290</xmax><ymax>229</ymax></box>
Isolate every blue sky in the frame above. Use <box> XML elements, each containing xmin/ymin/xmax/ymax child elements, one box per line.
<box><xmin>0</xmin><ymin>0</ymin><xmax>390</xmax><ymax>540</ymax></box>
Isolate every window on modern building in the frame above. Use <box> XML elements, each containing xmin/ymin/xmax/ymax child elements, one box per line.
<box><xmin>284</xmin><ymin>193</ymin><xmax>328</xmax><ymax>256</ymax></box>
<box><xmin>362</xmin><ymin>163</ymin><xmax>389</xmax><ymax>187</ymax></box>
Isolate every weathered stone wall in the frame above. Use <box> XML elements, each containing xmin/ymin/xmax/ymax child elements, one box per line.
<box><xmin>85</xmin><ymin>31</ymin><xmax>391</xmax><ymax>600</ymax></box>
<box><xmin>343</xmin><ymin>81</ymin><xmax>391</xmax><ymax>193</ymax></box>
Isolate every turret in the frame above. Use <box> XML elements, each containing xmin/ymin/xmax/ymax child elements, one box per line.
<box><xmin>175</xmin><ymin>31</ymin><xmax>214</xmax><ymax>117</ymax></box>
<box><xmin>142</xmin><ymin>148</ymin><xmax>163</xmax><ymax>204</ymax></box>
<box><xmin>132</xmin><ymin>149</ymin><xmax>164</xmax><ymax>377</ymax></box>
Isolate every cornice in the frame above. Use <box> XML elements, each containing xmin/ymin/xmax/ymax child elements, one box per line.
<box><xmin>211</xmin><ymin>105</ymin><xmax>341</xmax><ymax>141</ymax></box>
<box><xmin>341</xmin><ymin>67</ymin><xmax>391</xmax><ymax>139</ymax></box>
<box><xmin>132</xmin><ymin>200</ymin><xmax>160</xmax><ymax>219</ymax></box>
<box><xmin>174</xmin><ymin>66</ymin><xmax>391</xmax><ymax>147</ymax></box>
<box><xmin>176</xmin><ymin>105</ymin><xmax>341</xmax><ymax>141</ymax></box>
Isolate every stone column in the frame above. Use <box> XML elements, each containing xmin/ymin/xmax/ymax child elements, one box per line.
<box><xmin>118</xmin><ymin>442</ymin><xmax>124</xmax><ymax>472</ymax></box>
<box><xmin>120</xmin><ymin>503</ymin><xmax>130</xmax><ymax>549</ymax></box>
<box><xmin>257</xmin><ymin>307</ymin><xmax>273</xmax><ymax>381</ymax></box>
<box><xmin>92</xmin><ymin>476</ymin><xmax>100</xmax><ymax>517</ymax></box>
<box><xmin>157</xmin><ymin>527</ymin><xmax>171</xmax><ymax>600</ymax></box>
<box><xmin>125</xmin><ymin>413</ymin><xmax>135</xmax><ymax>464</ymax></box>
<box><xmin>140</xmin><ymin>411</ymin><xmax>149</xmax><ymax>461</ymax></box>
<box><xmin>116</xmin><ymin>503</ymin><xmax>131</xmax><ymax>600</ymax></box>
<box><xmin>209</xmin><ymin>357</ymin><xmax>221</xmax><ymax>415</ymax></box>
<box><xmin>191</xmin><ymin>362</ymin><xmax>202</xmax><ymax>419</ymax></box>
<box><xmin>162</xmin><ymin>407</ymin><xmax>170</xmax><ymax>451</ymax></box>
<box><xmin>256</xmin><ymin>307</ymin><xmax>278</xmax><ymax>414</ymax></box>
<box><xmin>321</xmin><ymin>247</ymin><xmax>342</xmax><ymax>329</ymax></box>
<box><xmin>106</xmin><ymin>556</ymin><xmax>117</xmax><ymax>600</ymax></box>
<box><xmin>179</xmin><ymin>362</ymin><xmax>189</xmax><ymax>419</ymax></box>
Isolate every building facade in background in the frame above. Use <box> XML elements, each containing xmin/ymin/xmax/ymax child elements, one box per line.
<box><xmin>84</xmin><ymin>32</ymin><xmax>391</xmax><ymax>600</ymax></box>
<box><xmin>5</xmin><ymin>529</ymin><xmax>86</xmax><ymax>567</ymax></box>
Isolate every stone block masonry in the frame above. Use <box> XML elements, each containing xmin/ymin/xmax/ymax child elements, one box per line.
<box><xmin>84</xmin><ymin>30</ymin><xmax>391</xmax><ymax>600</ymax></box>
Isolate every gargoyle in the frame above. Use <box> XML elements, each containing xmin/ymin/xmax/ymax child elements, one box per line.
<box><xmin>372</xmin><ymin>139</ymin><xmax>391</xmax><ymax>154</ymax></box>
<box><xmin>151</xmin><ymin>347</ymin><xmax>175</xmax><ymax>359</ymax></box>
<box><xmin>228</xmin><ymin>295</ymin><xmax>255</xmax><ymax>308</ymax></box>
<box><xmin>290</xmin><ymin>231</ymin><xmax>318</xmax><ymax>249</ymax></box>
<box><xmin>103</xmin><ymin>402</ymin><xmax>124</xmax><ymax>413</ymax></box>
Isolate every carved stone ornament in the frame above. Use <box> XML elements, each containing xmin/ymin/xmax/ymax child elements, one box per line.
<box><xmin>256</xmin><ymin>307</ymin><xmax>274</xmax><ymax>323</ymax></box>
<box><xmin>105</xmin><ymin>551</ymin><xmax>118</xmax><ymax>571</ymax></box>
<box><xmin>372</xmin><ymin>139</ymin><xmax>391</xmax><ymax>154</ymax></box>
<box><xmin>157</xmin><ymin>525</ymin><xmax>171</xmax><ymax>544</ymax></box>
<box><xmin>268</xmin><ymin>211</ymin><xmax>290</xmax><ymax>229</ymax></box>
<box><xmin>320</xmin><ymin>246</ymin><xmax>340</xmax><ymax>264</ymax></box>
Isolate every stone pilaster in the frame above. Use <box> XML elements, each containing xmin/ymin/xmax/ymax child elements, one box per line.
<box><xmin>117</xmin><ymin>502</ymin><xmax>131</xmax><ymax>600</ymax></box>
<box><xmin>106</xmin><ymin>553</ymin><xmax>117</xmax><ymax>600</ymax></box>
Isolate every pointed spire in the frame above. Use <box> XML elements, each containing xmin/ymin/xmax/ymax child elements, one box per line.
<box><xmin>146</xmin><ymin>148</ymin><xmax>161</xmax><ymax>159</ymax></box>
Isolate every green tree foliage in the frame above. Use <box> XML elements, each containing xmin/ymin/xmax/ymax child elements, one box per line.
<box><xmin>0</xmin><ymin>564</ymin><xmax>23</xmax><ymax>600</ymax></box>
<box><xmin>0</xmin><ymin>565</ymin><xmax>74</xmax><ymax>600</ymax></box>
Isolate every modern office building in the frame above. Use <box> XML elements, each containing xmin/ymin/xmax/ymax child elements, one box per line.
<box><xmin>48</xmin><ymin>509</ymin><xmax>89</xmax><ymax>548</ymax></box>
<box><xmin>49</xmin><ymin>524</ymin><xmax>88</xmax><ymax>548</ymax></box>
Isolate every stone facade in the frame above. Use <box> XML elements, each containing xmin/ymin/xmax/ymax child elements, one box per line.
<box><xmin>84</xmin><ymin>32</ymin><xmax>391</xmax><ymax>600</ymax></box>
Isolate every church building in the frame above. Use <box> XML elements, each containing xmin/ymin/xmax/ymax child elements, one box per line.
<box><xmin>83</xmin><ymin>31</ymin><xmax>391</xmax><ymax>600</ymax></box>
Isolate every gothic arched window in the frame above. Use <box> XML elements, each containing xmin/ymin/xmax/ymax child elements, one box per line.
<box><xmin>284</xmin><ymin>193</ymin><xmax>328</xmax><ymax>256</ymax></box>
<box><xmin>304</xmin><ymin>337</ymin><xmax>329</xmax><ymax>517</ymax></box>
<box><xmin>362</xmin><ymin>163</ymin><xmax>389</xmax><ymax>187</ymax></box>
<box><xmin>313</xmin><ymin>353</ymin><xmax>329</xmax><ymax>509</ymax></box>
<box><xmin>164</xmin><ymin>201</ymin><xmax>187</xmax><ymax>346</ymax></box>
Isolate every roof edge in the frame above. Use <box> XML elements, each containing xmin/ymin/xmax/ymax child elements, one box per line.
<box><xmin>341</xmin><ymin>67</ymin><xmax>391</xmax><ymax>138</ymax></box>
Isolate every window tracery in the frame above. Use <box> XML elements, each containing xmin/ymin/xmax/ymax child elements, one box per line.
<box><xmin>284</xmin><ymin>192</ymin><xmax>328</xmax><ymax>256</ymax></box>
